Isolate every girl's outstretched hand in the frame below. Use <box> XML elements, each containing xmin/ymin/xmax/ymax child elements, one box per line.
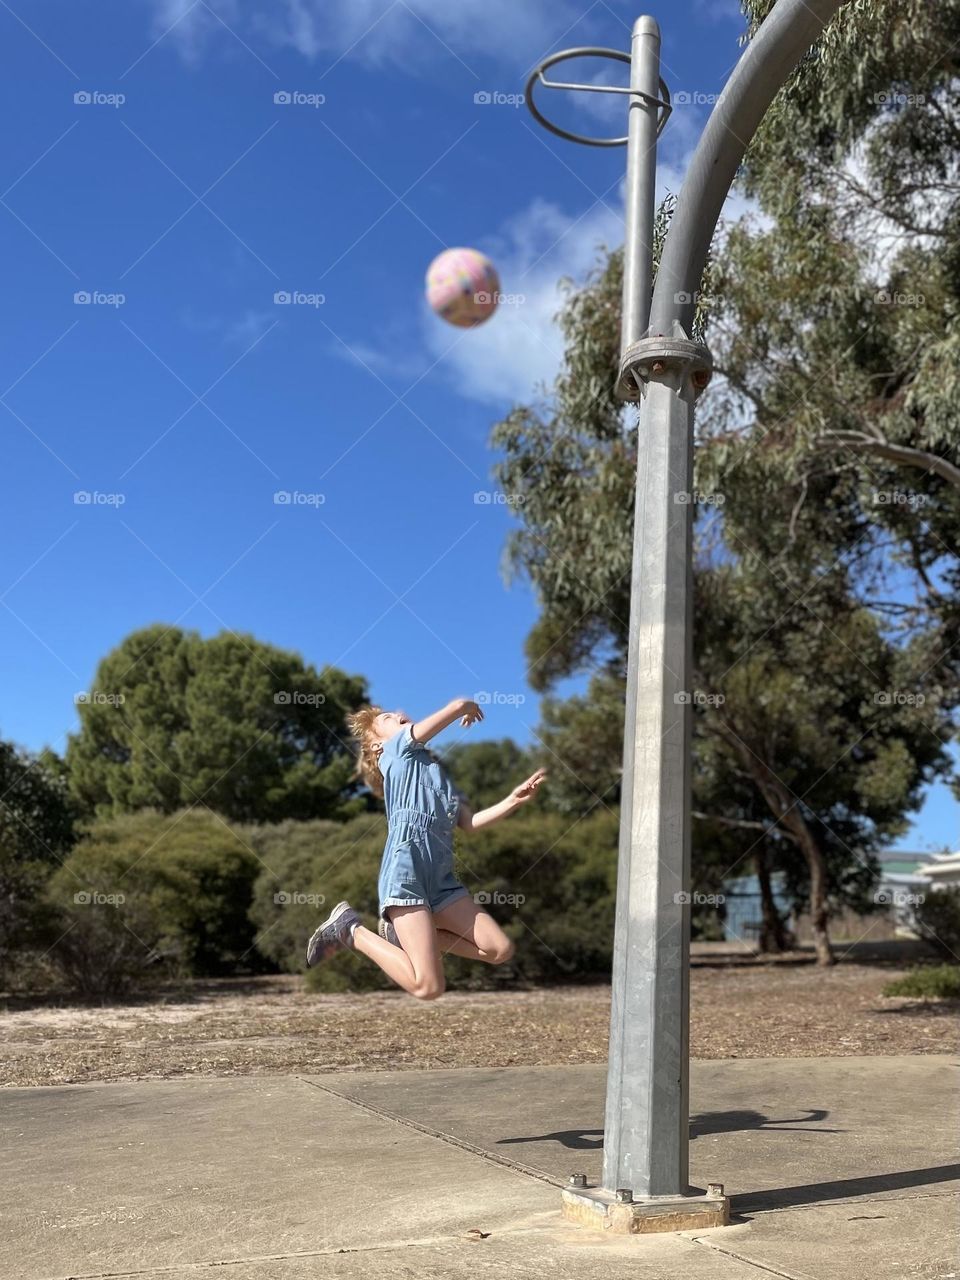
<box><xmin>510</xmin><ymin>768</ymin><xmax>548</xmax><ymax>805</ymax></box>
<box><xmin>459</xmin><ymin>700</ymin><xmax>484</xmax><ymax>728</ymax></box>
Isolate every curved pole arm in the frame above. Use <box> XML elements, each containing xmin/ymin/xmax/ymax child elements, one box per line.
<box><xmin>647</xmin><ymin>0</ymin><xmax>847</xmax><ymax>338</ymax></box>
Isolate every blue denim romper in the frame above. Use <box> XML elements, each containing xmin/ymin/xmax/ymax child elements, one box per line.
<box><xmin>377</xmin><ymin>724</ymin><xmax>470</xmax><ymax>920</ymax></box>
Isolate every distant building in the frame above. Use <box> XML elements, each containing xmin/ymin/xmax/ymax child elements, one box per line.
<box><xmin>720</xmin><ymin>872</ymin><xmax>791</xmax><ymax>944</ymax></box>
<box><xmin>916</xmin><ymin>851</ymin><xmax>960</xmax><ymax>890</ymax></box>
<box><xmin>873</xmin><ymin>850</ymin><xmax>938</xmax><ymax>937</ymax></box>
<box><xmin>721</xmin><ymin>849</ymin><xmax>952</xmax><ymax>946</ymax></box>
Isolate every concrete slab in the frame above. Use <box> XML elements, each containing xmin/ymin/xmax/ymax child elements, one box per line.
<box><xmin>2</xmin><ymin>1058</ymin><xmax>958</xmax><ymax>1280</ymax></box>
<box><xmin>125</xmin><ymin>1234</ymin><xmax>763</xmax><ymax>1280</ymax></box>
<box><xmin>695</xmin><ymin>1195</ymin><xmax>960</xmax><ymax>1280</ymax></box>
<box><xmin>1</xmin><ymin>1076</ymin><xmax>560</xmax><ymax>1280</ymax></box>
<box><xmin>310</xmin><ymin>1056</ymin><xmax>960</xmax><ymax>1207</ymax></box>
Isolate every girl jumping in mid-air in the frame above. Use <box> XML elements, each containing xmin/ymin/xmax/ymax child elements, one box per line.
<box><xmin>305</xmin><ymin>697</ymin><xmax>546</xmax><ymax>1000</ymax></box>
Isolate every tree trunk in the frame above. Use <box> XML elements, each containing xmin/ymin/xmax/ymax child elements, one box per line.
<box><xmin>807</xmin><ymin>843</ymin><xmax>835</xmax><ymax>966</ymax></box>
<box><xmin>715</xmin><ymin>720</ymin><xmax>835</xmax><ymax>965</ymax></box>
<box><xmin>754</xmin><ymin>847</ymin><xmax>789</xmax><ymax>953</ymax></box>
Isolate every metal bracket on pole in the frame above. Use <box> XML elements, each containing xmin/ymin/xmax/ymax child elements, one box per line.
<box><xmin>618</xmin><ymin>327</ymin><xmax>713</xmax><ymax>403</ymax></box>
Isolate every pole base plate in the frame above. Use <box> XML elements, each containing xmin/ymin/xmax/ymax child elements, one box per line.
<box><xmin>561</xmin><ymin>1185</ymin><xmax>730</xmax><ymax>1234</ymax></box>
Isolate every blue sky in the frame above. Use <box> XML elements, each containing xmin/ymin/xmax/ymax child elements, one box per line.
<box><xmin>0</xmin><ymin>0</ymin><xmax>954</xmax><ymax>852</ymax></box>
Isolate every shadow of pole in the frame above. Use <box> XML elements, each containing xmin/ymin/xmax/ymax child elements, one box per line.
<box><xmin>735</xmin><ymin>1164</ymin><xmax>960</xmax><ymax>1215</ymax></box>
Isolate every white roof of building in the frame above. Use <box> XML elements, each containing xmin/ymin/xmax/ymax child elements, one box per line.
<box><xmin>916</xmin><ymin>851</ymin><xmax>960</xmax><ymax>880</ymax></box>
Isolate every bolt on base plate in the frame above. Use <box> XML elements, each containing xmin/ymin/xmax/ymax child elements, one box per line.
<box><xmin>561</xmin><ymin>1183</ymin><xmax>730</xmax><ymax>1234</ymax></box>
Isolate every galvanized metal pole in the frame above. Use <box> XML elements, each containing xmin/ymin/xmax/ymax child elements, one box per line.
<box><xmin>602</xmin><ymin>12</ymin><xmax>690</xmax><ymax>1201</ymax></box>
<box><xmin>605</xmin><ymin>0</ymin><xmax>846</xmax><ymax>1206</ymax></box>
<box><xmin>524</xmin><ymin>0</ymin><xmax>848</xmax><ymax>1230</ymax></box>
<box><xmin>602</xmin><ymin>350</ymin><xmax>701</xmax><ymax>1199</ymax></box>
<box><xmin>619</xmin><ymin>17</ymin><xmax>661</xmax><ymax>358</ymax></box>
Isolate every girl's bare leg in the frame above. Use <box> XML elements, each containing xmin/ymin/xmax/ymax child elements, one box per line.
<box><xmin>432</xmin><ymin>928</ymin><xmax>500</xmax><ymax>962</ymax></box>
<box><xmin>432</xmin><ymin>896</ymin><xmax>515</xmax><ymax>965</ymax></box>
<box><xmin>358</xmin><ymin>922</ymin><xmax>491</xmax><ymax>964</ymax></box>
<box><xmin>351</xmin><ymin>905</ymin><xmax>445</xmax><ymax>999</ymax></box>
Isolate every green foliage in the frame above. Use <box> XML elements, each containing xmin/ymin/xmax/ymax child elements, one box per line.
<box><xmin>699</xmin><ymin>0</ymin><xmax>960</xmax><ymax>802</ymax></box>
<box><xmin>491</xmin><ymin>210</ymin><xmax>710</xmax><ymax>693</ymax></box>
<box><xmin>883</xmin><ymin>963</ymin><xmax>960</xmax><ymax>999</ymax></box>
<box><xmin>66</xmin><ymin>626</ymin><xmax>370</xmax><ymax>823</ymax></box>
<box><xmin>487</xmin><ymin>227</ymin><xmax>950</xmax><ymax>933</ymax></box>
<box><xmin>913</xmin><ymin>886</ymin><xmax>960</xmax><ymax>962</ymax></box>
<box><xmin>438</xmin><ymin>738</ymin><xmax>536</xmax><ymax>810</ymax></box>
<box><xmin>454</xmin><ymin>807</ymin><xmax>619</xmax><ymax>986</ymax></box>
<box><xmin>248</xmin><ymin>809</ymin><xmax>620</xmax><ymax>991</ymax></box>
<box><xmin>716</xmin><ymin>0</ymin><xmax>960</xmax><ymax>616</ymax></box>
<box><xmin>45</xmin><ymin>810</ymin><xmax>262</xmax><ymax>993</ymax></box>
<box><xmin>698</xmin><ymin>563</ymin><xmax>947</xmax><ymax>892</ymax></box>
<box><xmin>246</xmin><ymin>816</ymin><xmax>385</xmax><ymax>990</ymax></box>
<box><xmin>536</xmin><ymin>671</ymin><xmax>626</xmax><ymax>813</ymax></box>
<box><xmin>742</xmin><ymin>0</ymin><xmax>960</xmax><ymax>226</ymax></box>
<box><xmin>0</xmin><ymin>739</ymin><xmax>76</xmax><ymax>980</ymax></box>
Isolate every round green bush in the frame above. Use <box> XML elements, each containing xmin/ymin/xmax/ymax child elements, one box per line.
<box><xmin>913</xmin><ymin>886</ymin><xmax>960</xmax><ymax>962</ymax></box>
<box><xmin>46</xmin><ymin>809</ymin><xmax>261</xmax><ymax>993</ymax></box>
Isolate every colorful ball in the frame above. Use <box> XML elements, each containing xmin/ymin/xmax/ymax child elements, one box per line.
<box><xmin>426</xmin><ymin>247</ymin><xmax>500</xmax><ymax>328</ymax></box>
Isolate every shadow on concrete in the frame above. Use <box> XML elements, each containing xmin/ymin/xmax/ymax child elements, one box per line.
<box><xmin>690</xmin><ymin>1107</ymin><xmax>843</xmax><ymax>1138</ymax></box>
<box><xmin>735</xmin><ymin>1163</ymin><xmax>960</xmax><ymax>1216</ymax></box>
<box><xmin>497</xmin><ymin>1128</ymin><xmax>604</xmax><ymax>1150</ymax></box>
<box><xmin>495</xmin><ymin>1108</ymin><xmax>843</xmax><ymax>1151</ymax></box>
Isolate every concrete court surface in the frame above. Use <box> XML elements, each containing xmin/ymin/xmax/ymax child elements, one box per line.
<box><xmin>2</xmin><ymin>1055</ymin><xmax>958</xmax><ymax>1279</ymax></box>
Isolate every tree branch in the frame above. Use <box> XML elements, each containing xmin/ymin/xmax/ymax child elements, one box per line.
<box><xmin>816</xmin><ymin>431</ymin><xmax>960</xmax><ymax>492</ymax></box>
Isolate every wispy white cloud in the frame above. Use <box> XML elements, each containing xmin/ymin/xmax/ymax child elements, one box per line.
<box><xmin>145</xmin><ymin>0</ymin><xmax>240</xmax><ymax>64</ymax></box>
<box><xmin>154</xmin><ymin>0</ymin><xmax>758</xmax><ymax>413</ymax></box>
<box><xmin>145</xmin><ymin>0</ymin><xmax>591</xmax><ymax>71</ymax></box>
<box><xmin>325</xmin><ymin>333</ymin><xmax>428</xmax><ymax>391</ymax></box>
<box><xmin>180</xmin><ymin>305</ymin><xmax>276</xmax><ymax>347</ymax></box>
<box><xmin>320</xmin><ymin>195</ymin><xmax>621</xmax><ymax>408</ymax></box>
<box><xmin>223</xmin><ymin>307</ymin><xmax>277</xmax><ymax>346</ymax></box>
<box><xmin>692</xmin><ymin>0</ymin><xmax>748</xmax><ymax>27</ymax></box>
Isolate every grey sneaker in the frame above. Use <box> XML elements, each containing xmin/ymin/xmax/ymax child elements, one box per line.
<box><xmin>378</xmin><ymin>916</ymin><xmax>400</xmax><ymax>947</ymax></box>
<box><xmin>306</xmin><ymin>901</ymin><xmax>361</xmax><ymax>968</ymax></box>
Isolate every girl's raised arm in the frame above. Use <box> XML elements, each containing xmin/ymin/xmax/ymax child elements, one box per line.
<box><xmin>458</xmin><ymin>768</ymin><xmax>548</xmax><ymax>832</ymax></box>
<box><xmin>412</xmin><ymin>697</ymin><xmax>483</xmax><ymax>745</ymax></box>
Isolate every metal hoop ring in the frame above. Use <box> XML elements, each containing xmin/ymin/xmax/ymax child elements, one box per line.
<box><xmin>524</xmin><ymin>46</ymin><xmax>671</xmax><ymax>148</ymax></box>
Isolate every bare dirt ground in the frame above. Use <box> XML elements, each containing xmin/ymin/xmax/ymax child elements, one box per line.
<box><xmin>2</xmin><ymin>954</ymin><xmax>957</xmax><ymax>1087</ymax></box>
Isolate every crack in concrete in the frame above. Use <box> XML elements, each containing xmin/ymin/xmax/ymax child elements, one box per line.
<box><xmin>33</xmin><ymin>1189</ymin><xmax>960</xmax><ymax>1279</ymax></box>
<box><xmin>30</xmin><ymin>1076</ymin><xmax>956</xmax><ymax>1279</ymax></box>
<box><xmin>295</xmin><ymin>1074</ymin><xmax>564</xmax><ymax>1189</ymax></box>
<box><xmin>295</xmin><ymin>1078</ymin><xmax>960</xmax><ymax>1226</ymax></box>
<box><xmin>692</xmin><ymin>1237</ymin><xmax>810</xmax><ymax>1280</ymax></box>
<box><xmin>37</xmin><ymin>1236</ymin><xmax>480</xmax><ymax>1280</ymax></box>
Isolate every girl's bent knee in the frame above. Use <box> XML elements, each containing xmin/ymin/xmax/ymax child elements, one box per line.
<box><xmin>492</xmin><ymin>938</ymin><xmax>516</xmax><ymax>965</ymax></box>
<box><xmin>412</xmin><ymin>978</ymin><xmax>445</xmax><ymax>1001</ymax></box>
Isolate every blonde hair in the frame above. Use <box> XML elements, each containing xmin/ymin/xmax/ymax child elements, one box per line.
<box><xmin>347</xmin><ymin>704</ymin><xmax>445</xmax><ymax>802</ymax></box>
<box><xmin>346</xmin><ymin>704</ymin><xmax>386</xmax><ymax>799</ymax></box>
